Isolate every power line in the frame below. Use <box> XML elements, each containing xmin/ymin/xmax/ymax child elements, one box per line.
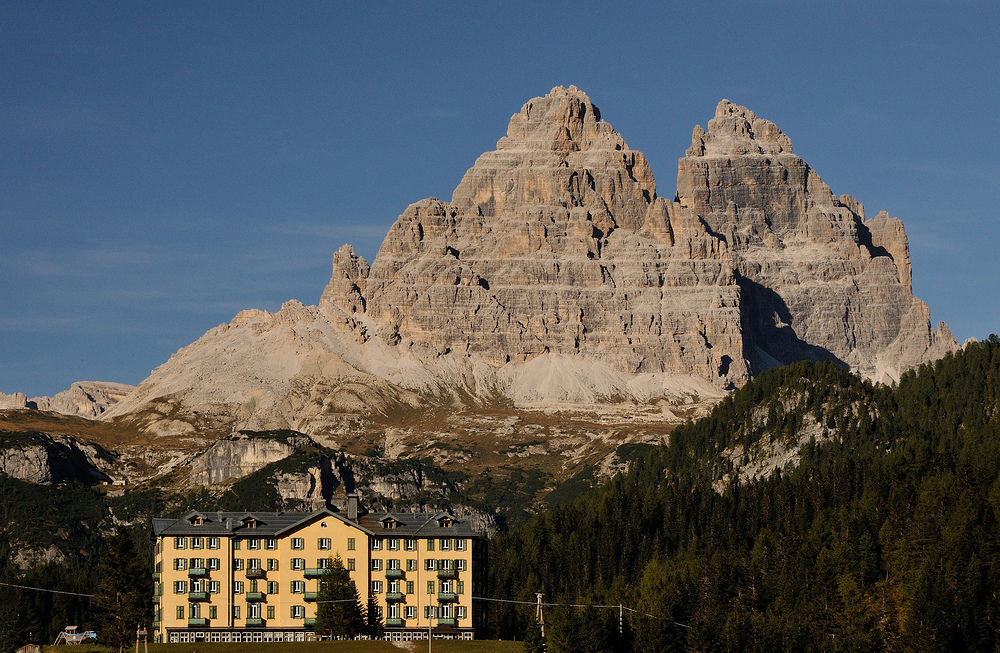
<box><xmin>471</xmin><ymin>595</ymin><xmax>689</xmax><ymax>627</ymax></box>
<box><xmin>0</xmin><ymin>581</ymin><xmax>96</xmax><ymax>598</ymax></box>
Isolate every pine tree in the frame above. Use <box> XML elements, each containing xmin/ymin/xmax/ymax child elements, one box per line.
<box><xmin>365</xmin><ymin>596</ymin><xmax>384</xmax><ymax>639</ymax></box>
<box><xmin>95</xmin><ymin>528</ymin><xmax>150</xmax><ymax>653</ymax></box>
<box><xmin>313</xmin><ymin>555</ymin><xmax>364</xmax><ymax>639</ymax></box>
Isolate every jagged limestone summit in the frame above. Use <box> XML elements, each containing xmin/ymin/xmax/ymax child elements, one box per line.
<box><xmin>101</xmin><ymin>86</ymin><xmax>957</xmax><ymax>436</ymax></box>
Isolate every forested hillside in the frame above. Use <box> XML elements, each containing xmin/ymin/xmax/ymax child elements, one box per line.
<box><xmin>488</xmin><ymin>338</ymin><xmax>1000</xmax><ymax>652</ymax></box>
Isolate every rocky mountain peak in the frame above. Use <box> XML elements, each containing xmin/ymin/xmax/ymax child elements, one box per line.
<box><xmin>687</xmin><ymin>99</ymin><xmax>793</xmax><ymax>157</ymax></box>
<box><xmin>496</xmin><ymin>85</ymin><xmax>621</xmax><ymax>153</ymax></box>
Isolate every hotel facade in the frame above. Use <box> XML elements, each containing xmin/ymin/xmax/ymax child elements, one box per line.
<box><xmin>151</xmin><ymin>503</ymin><xmax>481</xmax><ymax>643</ymax></box>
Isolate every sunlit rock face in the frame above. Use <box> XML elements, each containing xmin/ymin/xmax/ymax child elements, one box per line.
<box><xmin>101</xmin><ymin>87</ymin><xmax>956</xmax><ymax>434</ymax></box>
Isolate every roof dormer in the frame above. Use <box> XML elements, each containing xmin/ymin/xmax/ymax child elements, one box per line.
<box><xmin>379</xmin><ymin>515</ymin><xmax>399</xmax><ymax>529</ymax></box>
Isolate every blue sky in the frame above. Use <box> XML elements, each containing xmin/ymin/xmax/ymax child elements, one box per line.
<box><xmin>2</xmin><ymin>1</ymin><xmax>998</xmax><ymax>397</ymax></box>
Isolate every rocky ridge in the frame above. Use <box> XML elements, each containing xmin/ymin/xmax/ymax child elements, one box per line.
<box><xmin>0</xmin><ymin>381</ymin><xmax>135</xmax><ymax>418</ymax></box>
<box><xmin>99</xmin><ymin>86</ymin><xmax>956</xmax><ymax>436</ymax></box>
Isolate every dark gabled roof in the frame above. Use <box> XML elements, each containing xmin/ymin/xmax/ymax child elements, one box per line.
<box><xmin>152</xmin><ymin>509</ymin><xmax>479</xmax><ymax>538</ymax></box>
<box><xmin>358</xmin><ymin>511</ymin><xmax>479</xmax><ymax>537</ymax></box>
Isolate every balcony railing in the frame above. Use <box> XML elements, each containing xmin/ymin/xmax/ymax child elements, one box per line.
<box><xmin>385</xmin><ymin>618</ymin><xmax>403</xmax><ymax>627</ymax></box>
<box><xmin>437</xmin><ymin>567</ymin><xmax>457</xmax><ymax>579</ymax></box>
<box><xmin>188</xmin><ymin>567</ymin><xmax>208</xmax><ymax>578</ymax></box>
<box><xmin>246</xmin><ymin>568</ymin><xmax>265</xmax><ymax>579</ymax></box>
<box><xmin>188</xmin><ymin>591</ymin><xmax>208</xmax><ymax>602</ymax></box>
<box><xmin>246</xmin><ymin>618</ymin><xmax>264</xmax><ymax>627</ymax></box>
<box><xmin>304</xmin><ymin>592</ymin><xmax>318</xmax><ymax>602</ymax></box>
<box><xmin>304</xmin><ymin>618</ymin><xmax>316</xmax><ymax>627</ymax></box>
<box><xmin>437</xmin><ymin>592</ymin><xmax>457</xmax><ymax>602</ymax></box>
<box><xmin>245</xmin><ymin>592</ymin><xmax>265</xmax><ymax>602</ymax></box>
<box><xmin>385</xmin><ymin>568</ymin><xmax>404</xmax><ymax>579</ymax></box>
<box><xmin>385</xmin><ymin>592</ymin><xmax>404</xmax><ymax>602</ymax></box>
<box><xmin>187</xmin><ymin>618</ymin><xmax>208</xmax><ymax>627</ymax></box>
<box><xmin>303</xmin><ymin>568</ymin><xmax>323</xmax><ymax>578</ymax></box>
<box><xmin>437</xmin><ymin>618</ymin><xmax>456</xmax><ymax>627</ymax></box>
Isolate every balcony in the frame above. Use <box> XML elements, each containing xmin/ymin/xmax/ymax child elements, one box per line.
<box><xmin>187</xmin><ymin>618</ymin><xmax>208</xmax><ymax>627</ymax></box>
<box><xmin>437</xmin><ymin>567</ymin><xmax>457</xmax><ymax>579</ymax></box>
<box><xmin>188</xmin><ymin>567</ymin><xmax>208</xmax><ymax>578</ymax></box>
<box><xmin>246</xmin><ymin>618</ymin><xmax>264</xmax><ymax>627</ymax></box>
<box><xmin>437</xmin><ymin>618</ymin><xmax>456</xmax><ymax>627</ymax></box>
<box><xmin>304</xmin><ymin>618</ymin><xmax>316</xmax><ymax>627</ymax></box>
<box><xmin>303</xmin><ymin>568</ymin><xmax>323</xmax><ymax>578</ymax></box>
<box><xmin>245</xmin><ymin>592</ymin><xmax>265</xmax><ymax>602</ymax></box>
<box><xmin>437</xmin><ymin>592</ymin><xmax>457</xmax><ymax>602</ymax></box>
<box><xmin>304</xmin><ymin>592</ymin><xmax>318</xmax><ymax>602</ymax></box>
<box><xmin>385</xmin><ymin>618</ymin><xmax>403</xmax><ymax>628</ymax></box>
<box><xmin>385</xmin><ymin>592</ymin><xmax>404</xmax><ymax>602</ymax></box>
<box><xmin>385</xmin><ymin>568</ymin><xmax>404</xmax><ymax>579</ymax></box>
<box><xmin>188</xmin><ymin>591</ymin><xmax>208</xmax><ymax>602</ymax></box>
<box><xmin>246</xmin><ymin>568</ymin><xmax>265</xmax><ymax>579</ymax></box>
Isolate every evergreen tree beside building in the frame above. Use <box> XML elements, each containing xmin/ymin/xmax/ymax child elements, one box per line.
<box><xmin>313</xmin><ymin>555</ymin><xmax>364</xmax><ymax>639</ymax></box>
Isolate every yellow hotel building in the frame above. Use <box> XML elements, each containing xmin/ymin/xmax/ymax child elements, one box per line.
<box><xmin>151</xmin><ymin>502</ymin><xmax>481</xmax><ymax>643</ymax></box>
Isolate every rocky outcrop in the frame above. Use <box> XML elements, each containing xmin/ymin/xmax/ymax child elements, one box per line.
<box><xmin>0</xmin><ymin>432</ymin><xmax>112</xmax><ymax>485</ymax></box>
<box><xmin>0</xmin><ymin>382</ymin><xmax>135</xmax><ymax>418</ymax></box>
<box><xmin>189</xmin><ymin>431</ymin><xmax>315</xmax><ymax>485</ymax></box>
<box><xmin>101</xmin><ymin>87</ymin><xmax>956</xmax><ymax>433</ymax></box>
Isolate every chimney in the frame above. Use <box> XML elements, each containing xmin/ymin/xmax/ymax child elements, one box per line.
<box><xmin>347</xmin><ymin>493</ymin><xmax>358</xmax><ymax>521</ymax></box>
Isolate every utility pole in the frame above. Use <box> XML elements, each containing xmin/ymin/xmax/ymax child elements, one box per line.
<box><xmin>619</xmin><ymin>604</ymin><xmax>623</xmax><ymax>634</ymax></box>
<box><xmin>535</xmin><ymin>592</ymin><xmax>545</xmax><ymax>640</ymax></box>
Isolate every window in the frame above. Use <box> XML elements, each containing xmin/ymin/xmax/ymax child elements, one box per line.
<box><xmin>425</xmin><ymin>606</ymin><xmax>435</xmax><ymax>618</ymax></box>
<box><xmin>371</xmin><ymin>580</ymin><xmax>382</xmax><ymax>594</ymax></box>
<box><xmin>405</xmin><ymin>606</ymin><xmax>416</xmax><ymax>619</ymax></box>
<box><xmin>439</xmin><ymin>559</ymin><xmax>452</xmax><ymax>571</ymax></box>
<box><xmin>174</xmin><ymin>558</ymin><xmax>187</xmax><ymax>571</ymax></box>
<box><xmin>233</xmin><ymin>558</ymin><xmax>244</xmax><ymax>571</ymax></box>
<box><xmin>191</xmin><ymin>537</ymin><xmax>203</xmax><ymax>549</ymax></box>
<box><xmin>267</xmin><ymin>581</ymin><xmax>278</xmax><ymax>594</ymax></box>
<box><xmin>233</xmin><ymin>540</ymin><xmax>241</xmax><ymax>551</ymax></box>
<box><xmin>426</xmin><ymin>539</ymin><xmax>435</xmax><ymax>551</ymax></box>
<box><xmin>265</xmin><ymin>538</ymin><xmax>277</xmax><ymax>550</ymax></box>
<box><xmin>248</xmin><ymin>539</ymin><xmax>260</xmax><ymax>550</ymax></box>
<box><xmin>388</xmin><ymin>603</ymin><xmax>399</xmax><ymax>619</ymax></box>
<box><xmin>371</xmin><ymin>559</ymin><xmax>382</xmax><ymax>571</ymax></box>
<box><xmin>248</xmin><ymin>603</ymin><xmax>260</xmax><ymax>619</ymax></box>
<box><xmin>388</xmin><ymin>538</ymin><xmax>400</xmax><ymax>551</ymax></box>
<box><xmin>440</xmin><ymin>580</ymin><xmax>451</xmax><ymax>593</ymax></box>
<box><xmin>290</xmin><ymin>558</ymin><xmax>304</xmax><ymax>570</ymax></box>
<box><xmin>317</xmin><ymin>558</ymin><xmax>330</xmax><ymax>569</ymax></box>
<box><xmin>405</xmin><ymin>539</ymin><xmax>416</xmax><ymax>551</ymax></box>
<box><xmin>291</xmin><ymin>537</ymin><xmax>304</xmax><ymax>550</ymax></box>
<box><xmin>457</xmin><ymin>580</ymin><xmax>464</xmax><ymax>594</ymax></box>
<box><xmin>388</xmin><ymin>559</ymin><xmax>400</xmax><ymax>570</ymax></box>
<box><xmin>247</xmin><ymin>558</ymin><xmax>261</xmax><ymax>570</ymax></box>
<box><xmin>208</xmin><ymin>537</ymin><xmax>220</xmax><ymax>550</ymax></box>
<box><xmin>440</xmin><ymin>538</ymin><xmax>451</xmax><ymax>551</ymax></box>
<box><xmin>292</xmin><ymin>581</ymin><xmax>304</xmax><ymax>594</ymax></box>
<box><xmin>441</xmin><ymin>604</ymin><xmax>452</xmax><ymax>618</ymax></box>
<box><xmin>347</xmin><ymin>538</ymin><xmax>355</xmax><ymax>551</ymax></box>
<box><xmin>407</xmin><ymin>559</ymin><xmax>417</xmax><ymax>571</ymax></box>
<box><xmin>176</xmin><ymin>606</ymin><xmax>185</xmax><ymax>620</ymax></box>
<box><xmin>174</xmin><ymin>581</ymin><xmax>187</xmax><ymax>594</ymax></box>
<box><xmin>455</xmin><ymin>539</ymin><xmax>466</xmax><ymax>551</ymax></box>
<box><xmin>249</xmin><ymin>579</ymin><xmax>258</xmax><ymax>593</ymax></box>
<box><xmin>267</xmin><ymin>558</ymin><xmax>278</xmax><ymax>571</ymax></box>
<box><xmin>174</xmin><ymin>537</ymin><xmax>186</xmax><ymax>550</ymax></box>
<box><xmin>318</xmin><ymin>538</ymin><xmax>331</xmax><ymax>550</ymax></box>
<box><xmin>427</xmin><ymin>581</ymin><xmax>435</xmax><ymax>594</ymax></box>
<box><xmin>190</xmin><ymin>580</ymin><xmax>203</xmax><ymax>593</ymax></box>
<box><xmin>347</xmin><ymin>558</ymin><xmax>355</xmax><ymax>571</ymax></box>
<box><xmin>190</xmin><ymin>558</ymin><xmax>204</xmax><ymax>570</ymax></box>
<box><xmin>425</xmin><ymin>559</ymin><xmax>436</xmax><ymax>571</ymax></box>
<box><xmin>208</xmin><ymin>558</ymin><xmax>220</xmax><ymax>570</ymax></box>
<box><xmin>209</xmin><ymin>605</ymin><xmax>217</xmax><ymax>620</ymax></box>
<box><xmin>371</xmin><ymin>539</ymin><xmax>382</xmax><ymax>551</ymax></box>
<box><xmin>406</xmin><ymin>581</ymin><xmax>414</xmax><ymax>594</ymax></box>
<box><xmin>457</xmin><ymin>559</ymin><xmax>466</xmax><ymax>572</ymax></box>
<box><xmin>233</xmin><ymin>606</ymin><xmax>241</xmax><ymax>619</ymax></box>
<box><xmin>291</xmin><ymin>605</ymin><xmax>304</xmax><ymax>619</ymax></box>
<box><xmin>267</xmin><ymin>605</ymin><xmax>275</xmax><ymax>619</ymax></box>
<box><xmin>209</xmin><ymin>581</ymin><xmax>220</xmax><ymax>594</ymax></box>
<box><xmin>233</xmin><ymin>581</ymin><xmax>244</xmax><ymax>594</ymax></box>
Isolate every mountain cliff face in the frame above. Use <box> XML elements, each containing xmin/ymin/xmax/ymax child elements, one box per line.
<box><xmin>101</xmin><ymin>86</ymin><xmax>956</xmax><ymax>435</ymax></box>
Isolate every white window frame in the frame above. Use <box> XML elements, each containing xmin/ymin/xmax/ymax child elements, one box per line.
<box><xmin>291</xmin><ymin>537</ymin><xmax>304</xmax><ymax>550</ymax></box>
<box><xmin>371</xmin><ymin>538</ymin><xmax>382</xmax><ymax>551</ymax></box>
<box><xmin>233</xmin><ymin>581</ymin><xmax>244</xmax><ymax>594</ymax></box>
<box><xmin>191</xmin><ymin>537</ymin><xmax>203</xmax><ymax>549</ymax></box>
<box><xmin>291</xmin><ymin>558</ymin><xmax>305</xmax><ymax>570</ymax></box>
<box><xmin>370</xmin><ymin>580</ymin><xmax>382</xmax><ymax>594</ymax></box>
<box><xmin>425</xmin><ymin>559</ymin><xmax>436</xmax><ymax>571</ymax></box>
<box><xmin>174</xmin><ymin>537</ymin><xmax>186</xmax><ymax>550</ymax></box>
<box><xmin>292</xmin><ymin>581</ymin><xmax>305</xmax><ymax>594</ymax></box>
<box><xmin>388</xmin><ymin>538</ymin><xmax>399</xmax><ymax>551</ymax></box>
<box><xmin>265</xmin><ymin>538</ymin><xmax>277</xmax><ymax>550</ymax></box>
<box><xmin>174</xmin><ymin>581</ymin><xmax>187</xmax><ymax>594</ymax></box>
<box><xmin>456</xmin><ymin>606</ymin><xmax>466</xmax><ymax>619</ymax></box>
<box><xmin>405</xmin><ymin>605</ymin><xmax>416</xmax><ymax>619</ymax></box>
<box><xmin>174</xmin><ymin>558</ymin><xmax>187</xmax><ymax>571</ymax></box>
<box><xmin>233</xmin><ymin>558</ymin><xmax>244</xmax><ymax>571</ymax></box>
<box><xmin>371</xmin><ymin>559</ymin><xmax>382</xmax><ymax>571</ymax></box>
<box><xmin>404</xmin><ymin>539</ymin><xmax>416</xmax><ymax>551</ymax></box>
<box><xmin>209</xmin><ymin>581</ymin><xmax>220</xmax><ymax>594</ymax></box>
<box><xmin>318</xmin><ymin>538</ymin><xmax>331</xmax><ymax>550</ymax></box>
<box><xmin>208</xmin><ymin>537</ymin><xmax>220</xmax><ymax>550</ymax></box>
<box><xmin>248</xmin><ymin>539</ymin><xmax>260</xmax><ymax>550</ymax></box>
<box><xmin>208</xmin><ymin>557</ymin><xmax>220</xmax><ymax>570</ymax></box>
<box><xmin>455</xmin><ymin>539</ymin><xmax>466</xmax><ymax>551</ymax></box>
<box><xmin>457</xmin><ymin>559</ymin><xmax>466</xmax><ymax>571</ymax></box>
<box><xmin>440</xmin><ymin>538</ymin><xmax>451</xmax><ymax>551</ymax></box>
<box><xmin>292</xmin><ymin>605</ymin><xmax>304</xmax><ymax>619</ymax></box>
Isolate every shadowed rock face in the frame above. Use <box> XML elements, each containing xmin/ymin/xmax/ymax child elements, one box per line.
<box><xmin>101</xmin><ymin>87</ymin><xmax>956</xmax><ymax>433</ymax></box>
